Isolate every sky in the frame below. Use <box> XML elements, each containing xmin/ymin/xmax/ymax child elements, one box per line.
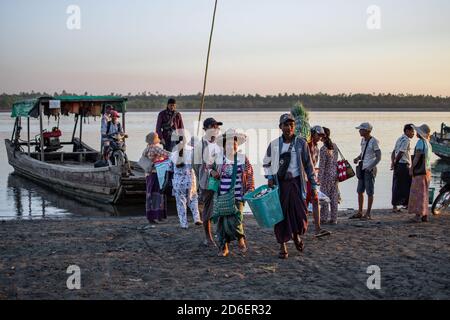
<box><xmin>0</xmin><ymin>0</ymin><xmax>449</xmax><ymax>96</ymax></box>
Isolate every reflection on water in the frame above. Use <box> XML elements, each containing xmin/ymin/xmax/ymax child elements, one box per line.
<box><xmin>6</xmin><ymin>173</ymin><xmax>146</xmax><ymax>219</ymax></box>
<box><xmin>1</xmin><ymin>111</ymin><xmax>449</xmax><ymax>219</ymax></box>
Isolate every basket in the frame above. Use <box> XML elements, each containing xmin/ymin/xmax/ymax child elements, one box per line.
<box><xmin>243</xmin><ymin>185</ymin><xmax>284</xmax><ymax>229</ymax></box>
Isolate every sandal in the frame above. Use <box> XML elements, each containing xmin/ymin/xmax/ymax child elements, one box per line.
<box><xmin>349</xmin><ymin>212</ymin><xmax>363</xmax><ymax>219</ymax></box>
<box><xmin>360</xmin><ymin>215</ymin><xmax>372</xmax><ymax>221</ymax></box>
<box><xmin>278</xmin><ymin>244</ymin><xmax>288</xmax><ymax>259</ymax></box>
<box><xmin>315</xmin><ymin>229</ymin><xmax>331</xmax><ymax>238</ymax></box>
<box><xmin>293</xmin><ymin>237</ymin><xmax>305</xmax><ymax>252</ymax></box>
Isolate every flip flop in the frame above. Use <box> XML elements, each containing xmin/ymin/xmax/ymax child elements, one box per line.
<box><xmin>278</xmin><ymin>251</ymin><xmax>288</xmax><ymax>259</ymax></box>
<box><xmin>360</xmin><ymin>215</ymin><xmax>373</xmax><ymax>221</ymax></box>
<box><xmin>294</xmin><ymin>238</ymin><xmax>305</xmax><ymax>252</ymax></box>
<box><xmin>349</xmin><ymin>213</ymin><xmax>363</xmax><ymax>219</ymax></box>
<box><xmin>315</xmin><ymin>229</ymin><xmax>331</xmax><ymax>238</ymax></box>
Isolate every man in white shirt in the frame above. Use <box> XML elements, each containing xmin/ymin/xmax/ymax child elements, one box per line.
<box><xmin>193</xmin><ymin>118</ymin><xmax>223</xmax><ymax>247</ymax></box>
<box><xmin>391</xmin><ymin>124</ymin><xmax>415</xmax><ymax>212</ymax></box>
<box><xmin>351</xmin><ymin>122</ymin><xmax>381</xmax><ymax>220</ymax></box>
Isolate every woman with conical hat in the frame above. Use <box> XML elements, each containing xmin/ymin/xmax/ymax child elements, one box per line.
<box><xmin>212</xmin><ymin>129</ymin><xmax>255</xmax><ymax>257</ymax></box>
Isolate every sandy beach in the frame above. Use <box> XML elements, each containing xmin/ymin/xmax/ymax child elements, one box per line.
<box><xmin>1</xmin><ymin>209</ymin><xmax>450</xmax><ymax>300</ymax></box>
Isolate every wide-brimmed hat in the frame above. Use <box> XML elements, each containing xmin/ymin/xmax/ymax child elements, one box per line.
<box><xmin>413</xmin><ymin>124</ymin><xmax>431</xmax><ymax>139</ymax></box>
<box><xmin>215</xmin><ymin>129</ymin><xmax>247</xmax><ymax>147</ymax></box>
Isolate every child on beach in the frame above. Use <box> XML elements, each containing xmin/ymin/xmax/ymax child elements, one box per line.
<box><xmin>170</xmin><ymin>136</ymin><xmax>202</xmax><ymax>229</ymax></box>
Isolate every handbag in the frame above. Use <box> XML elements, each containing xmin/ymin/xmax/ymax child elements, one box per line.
<box><xmin>207</xmin><ymin>162</ymin><xmax>220</xmax><ymax>192</ymax></box>
<box><xmin>336</xmin><ymin>146</ymin><xmax>355</xmax><ymax>182</ymax></box>
<box><xmin>356</xmin><ymin>137</ymin><xmax>372</xmax><ymax>179</ymax></box>
<box><xmin>138</xmin><ymin>149</ymin><xmax>153</xmax><ymax>173</ymax></box>
<box><xmin>412</xmin><ymin>153</ymin><xmax>426</xmax><ymax>177</ymax></box>
<box><xmin>277</xmin><ymin>140</ymin><xmax>295</xmax><ymax>181</ymax></box>
<box><xmin>212</xmin><ymin>153</ymin><xmax>239</xmax><ymax>220</ymax></box>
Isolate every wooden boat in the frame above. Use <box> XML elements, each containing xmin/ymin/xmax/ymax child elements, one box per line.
<box><xmin>5</xmin><ymin>96</ymin><xmax>147</xmax><ymax>205</ymax></box>
<box><xmin>430</xmin><ymin>123</ymin><xmax>450</xmax><ymax>160</ymax></box>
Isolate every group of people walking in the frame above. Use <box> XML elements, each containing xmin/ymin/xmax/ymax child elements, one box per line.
<box><xmin>138</xmin><ymin>98</ymin><xmax>435</xmax><ymax>259</ymax></box>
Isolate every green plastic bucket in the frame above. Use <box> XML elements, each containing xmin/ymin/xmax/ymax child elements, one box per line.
<box><xmin>243</xmin><ymin>185</ymin><xmax>284</xmax><ymax>229</ymax></box>
<box><xmin>429</xmin><ymin>188</ymin><xmax>435</xmax><ymax>205</ymax></box>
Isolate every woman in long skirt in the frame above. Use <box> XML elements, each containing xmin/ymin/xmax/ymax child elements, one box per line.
<box><xmin>408</xmin><ymin>124</ymin><xmax>433</xmax><ymax>223</ymax></box>
<box><xmin>143</xmin><ymin>132</ymin><xmax>170</xmax><ymax>224</ymax></box>
<box><xmin>263</xmin><ymin>114</ymin><xmax>318</xmax><ymax>259</ymax></box>
<box><xmin>318</xmin><ymin>127</ymin><xmax>340</xmax><ymax>224</ymax></box>
<box><xmin>212</xmin><ymin>129</ymin><xmax>255</xmax><ymax>257</ymax></box>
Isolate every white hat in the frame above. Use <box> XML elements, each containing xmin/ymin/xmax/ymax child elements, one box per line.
<box><xmin>413</xmin><ymin>124</ymin><xmax>431</xmax><ymax>139</ymax></box>
<box><xmin>356</xmin><ymin>122</ymin><xmax>373</xmax><ymax>131</ymax></box>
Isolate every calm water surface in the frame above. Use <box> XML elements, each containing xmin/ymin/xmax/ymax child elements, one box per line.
<box><xmin>1</xmin><ymin>111</ymin><xmax>449</xmax><ymax>219</ymax></box>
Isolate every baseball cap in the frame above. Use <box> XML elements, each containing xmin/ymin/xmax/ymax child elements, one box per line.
<box><xmin>311</xmin><ymin>125</ymin><xmax>325</xmax><ymax>135</ymax></box>
<box><xmin>203</xmin><ymin>118</ymin><xmax>223</xmax><ymax>129</ymax></box>
<box><xmin>279</xmin><ymin>113</ymin><xmax>295</xmax><ymax>125</ymax></box>
<box><xmin>356</xmin><ymin>122</ymin><xmax>373</xmax><ymax>131</ymax></box>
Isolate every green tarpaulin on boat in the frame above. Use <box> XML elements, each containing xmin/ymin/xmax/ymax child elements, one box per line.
<box><xmin>11</xmin><ymin>99</ymin><xmax>40</xmax><ymax>118</ymax></box>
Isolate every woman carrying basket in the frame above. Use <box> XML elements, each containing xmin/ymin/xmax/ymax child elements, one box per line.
<box><xmin>212</xmin><ymin>129</ymin><xmax>255</xmax><ymax>257</ymax></box>
<box><xmin>263</xmin><ymin>114</ymin><xmax>318</xmax><ymax>259</ymax></box>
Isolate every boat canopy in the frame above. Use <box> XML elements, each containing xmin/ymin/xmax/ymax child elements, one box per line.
<box><xmin>11</xmin><ymin>96</ymin><xmax>128</xmax><ymax>118</ymax></box>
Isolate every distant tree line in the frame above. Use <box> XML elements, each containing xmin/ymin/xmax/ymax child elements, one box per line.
<box><xmin>1</xmin><ymin>91</ymin><xmax>449</xmax><ymax>111</ymax></box>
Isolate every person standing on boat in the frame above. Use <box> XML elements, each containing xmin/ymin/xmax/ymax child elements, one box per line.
<box><xmin>212</xmin><ymin>129</ymin><xmax>254</xmax><ymax>257</ymax></box>
<box><xmin>100</xmin><ymin>104</ymin><xmax>114</xmax><ymax>154</ymax></box>
<box><xmin>307</xmin><ymin>126</ymin><xmax>331</xmax><ymax>236</ymax></box>
<box><xmin>193</xmin><ymin>118</ymin><xmax>223</xmax><ymax>247</ymax></box>
<box><xmin>263</xmin><ymin>114</ymin><xmax>318</xmax><ymax>259</ymax></box>
<box><xmin>391</xmin><ymin>124</ymin><xmax>415</xmax><ymax>212</ymax></box>
<box><xmin>170</xmin><ymin>135</ymin><xmax>203</xmax><ymax>229</ymax></box>
<box><xmin>351</xmin><ymin>123</ymin><xmax>381</xmax><ymax>221</ymax></box>
<box><xmin>156</xmin><ymin>98</ymin><xmax>184</xmax><ymax>151</ymax></box>
<box><xmin>143</xmin><ymin>132</ymin><xmax>171</xmax><ymax>224</ymax></box>
<box><xmin>408</xmin><ymin>124</ymin><xmax>433</xmax><ymax>223</ymax></box>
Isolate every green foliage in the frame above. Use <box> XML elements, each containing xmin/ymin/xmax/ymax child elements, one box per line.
<box><xmin>1</xmin><ymin>92</ymin><xmax>449</xmax><ymax>111</ymax></box>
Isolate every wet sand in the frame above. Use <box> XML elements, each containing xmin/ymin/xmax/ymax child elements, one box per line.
<box><xmin>1</xmin><ymin>209</ymin><xmax>450</xmax><ymax>300</ymax></box>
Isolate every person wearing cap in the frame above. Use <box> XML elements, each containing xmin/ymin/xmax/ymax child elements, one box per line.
<box><xmin>100</xmin><ymin>104</ymin><xmax>114</xmax><ymax>151</ymax></box>
<box><xmin>391</xmin><ymin>124</ymin><xmax>415</xmax><ymax>212</ymax></box>
<box><xmin>169</xmin><ymin>133</ymin><xmax>203</xmax><ymax>229</ymax></box>
<box><xmin>102</xmin><ymin>110</ymin><xmax>124</xmax><ymax>160</ymax></box>
<box><xmin>307</xmin><ymin>125</ymin><xmax>331</xmax><ymax>236</ymax></box>
<box><xmin>408</xmin><ymin>124</ymin><xmax>433</xmax><ymax>223</ymax></box>
<box><xmin>143</xmin><ymin>132</ymin><xmax>171</xmax><ymax>224</ymax></box>
<box><xmin>192</xmin><ymin>117</ymin><xmax>223</xmax><ymax>247</ymax></box>
<box><xmin>211</xmin><ymin>129</ymin><xmax>254</xmax><ymax>257</ymax></box>
<box><xmin>263</xmin><ymin>114</ymin><xmax>318</xmax><ymax>259</ymax></box>
<box><xmin>156</xmin><ymin>98</ymin><xmax>184</xmax><ymax>151</ymax></box>
<box><xmin>351</xmin><ymin>122</ymin><xmax>381</xmax><ymax>220</ymax></box>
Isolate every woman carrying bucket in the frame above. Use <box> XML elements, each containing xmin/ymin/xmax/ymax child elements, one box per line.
<box><xmin>263</xmin><ymin>114</ymin><xmax>318</xmax><ymax>259</ymax></box>
<box><xmin>211</xmin><ymin>129</ymin><xmax>255</xmax><ymax>257</ymax></box>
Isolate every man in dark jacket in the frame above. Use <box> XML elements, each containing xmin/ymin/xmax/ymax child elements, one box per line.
<box><xmin>156</xmin><ymin>98</ymin><xmax>184</xmax><ymax>151</ymax></box>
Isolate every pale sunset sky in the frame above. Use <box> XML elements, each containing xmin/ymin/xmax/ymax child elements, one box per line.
<box><xmin>0</xmin><ymin>0</ymin><xmax>449</xmax><ymax>96</ymax></box>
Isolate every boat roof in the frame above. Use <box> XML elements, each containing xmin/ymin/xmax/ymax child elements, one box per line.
<box><xmin>11</xmin><ymin>95</ymin><xmax>128</xmax><ymax>118</ymax></box>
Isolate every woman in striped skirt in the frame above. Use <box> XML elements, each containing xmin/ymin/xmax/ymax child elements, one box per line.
<box><xmin>213</xmin><ymin>129</ymin><xmax>255</xmax><ymax>257</ymax></box>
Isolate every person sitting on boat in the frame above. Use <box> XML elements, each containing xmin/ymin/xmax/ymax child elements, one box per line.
<box><xmin>156</xmin><ymin>98</ymin><xmax>184</xmax><ymax>151</ymax></box>
<box><xmin>103</xmin><ymin>111</ymin><xmax>132</xmax><ymax>174</ymax></box>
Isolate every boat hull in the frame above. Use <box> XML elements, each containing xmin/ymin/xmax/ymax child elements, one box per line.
<box><xmin>5</xmin><ymin>139</ymin><xmax>146</xmax><ymax>205</ymax></box>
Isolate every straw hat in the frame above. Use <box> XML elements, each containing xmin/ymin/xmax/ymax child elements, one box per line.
<box><xmin>413</xmin><ymin>124</ymin><xmax>431</xmax><ymax>139</ymax></box>
<box><xmin>215</xmin><ymin>129</ymin><xmax>247</xmax><ymax>147</ymax></box>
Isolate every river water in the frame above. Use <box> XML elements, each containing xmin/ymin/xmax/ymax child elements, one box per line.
<box><xmin>0</xmin><ymin>111</ymin><xmax>449</xmax><ymax>219</ymax></box>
